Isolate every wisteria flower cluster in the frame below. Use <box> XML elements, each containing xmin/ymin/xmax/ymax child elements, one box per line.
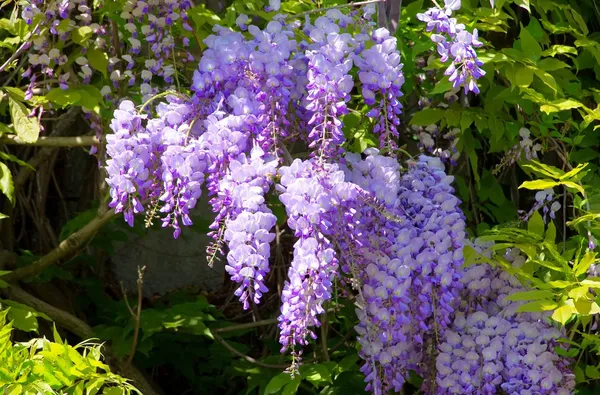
<box><xmin>437</xmin><ymin>241</ymin><xmax>575</xmax><ymax>394</ymax></box>
<box><xmin>417</xmin><ymin>0</ymin><xmax>485</xmax><ymax>94</ymax></box>
<box><xmin>411</xmin><ymin>124</ymin><xmax>461</xmax><ymax>165</ymax></box>
<box><xmin>101</xmin><ymin>3</ymin><xmax>574</xmax><ymax>394</ymax></box>
<box><xmin>340</xmin><ymin>151</ymin><xmax>466</xmax><ymax>394</ymax></box>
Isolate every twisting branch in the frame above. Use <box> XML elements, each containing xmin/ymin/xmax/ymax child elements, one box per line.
<box><xmin>0</xmin><ymin>135</ymin><xmax>98</xmax><ymax>147</ymax></box>
<box><xmin>211</xmin><ymin>318</ymin><xmax>279</xmax><ymax>333</ymax></box>
<box><xmin>2</xmin><ymin>285</ymin><xmax>163</xmax><ymax>395</ymax></box>
<box><xmin>0</xmin><ymin>208</ymin><xmax>116</xmax><ymax>282</ymax></box>
<box><xmin>125</xmin><ymin>266</ymin><xmax>146</xmax><ymax>367</ymax></box>
<box><xmin>0</xmin><ymin>24</ymin><xmax>39</xmax><ymax>74</ymax></box>
<box><xmin>211</xmin><ymin>331</ymin><xmax>289</xmax><ymax>369</ymax></box>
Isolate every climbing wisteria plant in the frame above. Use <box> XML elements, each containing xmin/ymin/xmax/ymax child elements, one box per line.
<box><xmin>1</xmin><ymin>0</ymin><xmax>600</xmax><ymax>394</ymax></box>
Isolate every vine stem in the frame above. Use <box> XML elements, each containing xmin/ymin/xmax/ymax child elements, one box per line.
<box><xmin>125</xmin><ymin>266</ymin><xmax>146</xmax><ymax>367</ymax></box>
<box><xmin>211</xmin><ymin>331</ymin><xmax>290</xmax><ymax>369</ymax></box>
<box><xmin>0</xmin><ymin>208</ymin><xmax>117</xmax><ymax>282</ymax></box>
<box><xmin>295</xmin><ymin>0</ymin><xmax>384</xmax><ymax>17</ymax></box>
<box><xmin>0</xmin><ymin>24</ymin><xmax>39</xmax><ymax>74</ymax></box>
<box><xmin>0</xmin><ymin>135</ymin><xmax>98</xmax><ymax>147</ymax></box>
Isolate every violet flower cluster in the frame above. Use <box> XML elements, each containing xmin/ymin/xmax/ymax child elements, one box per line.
<box><xmin>276</xmin><ymin>159</ymin><xmax>351</xmax><ymax>355</ymax></box>
<box><xmin>21</xmin><ymin>0</ymin><xmax>103</xmax><ymax>99</ymax></box>
<box><xmin>222</xmin><ymin>147</ymin><xmax>278</xmax><ymax>309</ymax></box>
<box><xmin>114</xmin><ymin>0</ymin><xmax>193</xmax><ymax>101</ymax></box>
<box><xmin>103</xmin><ymin>6</ymin><xmax>576</xmax><ymax>394</ymax></box>
<box><xmin>417</xmin><ymin>0</ymin><xmax>485</xmax><ymax>94</ymax></box>
<box><xmin>339</xmin><ymin>151</ymin><xmax>466</xmax><ymax>394</ymax></box>
<box><xmin>435</xmin><ymin>241</ymin><xmax>575</xmax><ymax>394</ymax></box>
<box><xmin>355</xmin><ymin>28</ymin><xmax>405</xmax><ymax>152</ymax></box>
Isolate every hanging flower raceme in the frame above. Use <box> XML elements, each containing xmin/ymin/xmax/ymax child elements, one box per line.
<box><xmin>355</xmin><ymin>28</ymin><xmax>405</xmax><ymax>152</ymax></box>
<box><xmin>417</xmin><ymin>0</ymin><xmax>485</xmax><ymax>94</ymax></box>
<box><xmin>342</xmin><ymin>150</ymin><xmax>414</xmax><ymax>394</ymax></box>
<box><xmin>101</xmin><ymin>6</ymin><xmax>577</xmax><ymax>394</ymax></box>
<box><xmin>302</xmin><ymin>15</ymin><xmax>356</xmax><ymax>159</ymax></box>
<box><xmin>277</xmin><ymin>159</ymin><xmax>353</xmax><ymax>356</ymax></box>
<box><xmin>105</xmin><ymin>100</ymin><xmax>153</xmax><ymax>227</ymax></box>
<box><xmin>222</xmin><ymin>146</ymin><xmax>278</xmax><ymax>309</ymax></box>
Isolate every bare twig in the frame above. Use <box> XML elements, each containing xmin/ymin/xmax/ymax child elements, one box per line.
<box><xmin>0</xmin><ymin>135</ymin><xmax>98</xmax><ymax>147</ymax></box>
<box><xmin>0</xmin><ymin>208</ymin><xmax>116</xmax><ymax>282</ymax></box>
<box><xmin>320</xmin><ymin>314</ymin><xmax>330</xmax><ymax>362</ymax></box>
<box><xmin>0</xmin><ymin>24</ymin><xmax>39</xmax><ymax>73</ymax></box>
<box><xmin>120</xmin><ymin>282</ymin><xmax>137</xmax><ymax>319</ymax></box>
<box><xmin>278</xmin><ymin>141</ymin><xmax>294</xmax><ymax>165</ymax></box>
<box><xmin>125</xmin><ymin>266</ymin><xmax>146</xmax><ymax>367</ymax></box>
<box><xmin>211</xmin><ymin>331</ymin><xmax>289</xmax><ymax>369</ymax></box>
<box><xmin>212</xmin><ymin>318</ymin><xmax>279</xmax><ymax>333</ymax></box>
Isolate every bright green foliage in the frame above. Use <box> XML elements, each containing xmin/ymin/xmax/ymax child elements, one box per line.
<box><xmin>0</xmin><ymin>308</ymin><xmax>140</xmax><ymax>395</ymax></box>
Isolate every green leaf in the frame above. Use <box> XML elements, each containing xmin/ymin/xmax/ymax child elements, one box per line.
<box><xmin>560</xmin><ymin>164</ymin><xmax>588</xmax><ymax>181</ymax></box>
<box><xmin>282</xmin><ymin>377</ymin><xmax>301</xmax><ymax>395</ymax></box>
<box><xmin>519</xmin><ymin>161</ymin><xmax>564</xmax><ymax>179</ymax></box>
<box><xmin>300</xmin><ymin>364</ymin><xmax>332</xmax><ymax>386</ymax></box>
<box><xmin>552</xmin><ymin>304</ymin><xmax>576</xmax><ymax>324</ymax></box>
<box><xmin>568</xmin><ymin>286</ymin><xmax>591</xmax><ymax>300</ymax></box>
<box><xmin>560</xmin><ymin>181</ymin><xmax>585</xmax><ymax>196</ymax></box>
<box><xmin>88</xmin><ymin>46</ymin><xmax>108</xmax><ymax>78</ymax></box>
<box><xmin>586</xmin><ymin>365</ymin><xmax>600</xmax><ymax>379</ymax></box>
<box><xmin>409</xmin><ymin>108</ymin><xmax>445</xmax><ymax>126</ymax></box>
<box><xmin>575</xmin><ymin>251</ymin><xmax>597</xmax><ymax>277</ymax></box>
<box><xmin>545</xmin><ymin>221</ymin><xmax>556</xmax><ymax>242</ymax></box>
<box><xmin>513</xmin><ymin>0</ymin><xmax>530</xmax><ymax>12</ymax></box>
<box><xmin>528</xmin><ymin>211</ymin><xmax>544</xmax><ymax>236</ymax></box>
<box><xmin>519</xmin><ymin>23</ymin><xmax>541</xmax><ymax>60</ymax></box>
<box><xmin>519</xmin><ymin>179</ymin><xmax>558</xmax><ymax>191</ymax></box>
<box><xmin>264</xmin><ymin>373</ymin><xmax>292</xmax><ymax>395</ymax></box>
<box><xmin>0</xmin><ymin>162</ymin><xmax>14</xmax><ymax>205</ymax></box>
<box><xmin>0</xmin><ymin>152</ymin><xmax>34</xmax><ymax>169</ymax></box>
<box><xmin>430</xmin><ymin>77</ymin><xmax>453</xmax><ymax>94</ymax></box>
<box><xmin>541</xmin><ymin>45</ymin><xmax>577</xmax><ymax>57</ymax></box>
<box><xmin>515</xmin><ymin>300</ymin><xmax>558</xmax><ymax>313</ymax></box>
<box><xmin>3</xmin><ymin>300</ymin><xmax>49</xmax><ymax>332</ymax></box>
<box><xmin>515</xmin><ymin>66</ymin><xmax>533</xmax><ymax>87</ymax></box>
<box><xmin>5</xmin><ymin>384</ymin><xmax>23</xmax><ymax>395</ymax></box>
<box><xmin>506</xmin><ymin>289</ymin><xmax>554</xmax><ymax>302</ymax></box>
<box><xmin>45</xmin><ymin>88</ymin><xmax>82</xmax><ymax>108</ymax></box>
<box><xmin>574</xmin><ymin>299</ymin><xmax>600</xmax><ymax>316</ymax></box>
<box><xmin>540</xmin><ymin>98</ymin><xmax>584</xmax><ymax>114</ymax></box>
<box><xmin>533</xmin><ymin>69</ymin><xmax>558</xmax><ymax>96</ymax></box>
<box><xmin>101</xmin><ymin>387</ymin><xmax>125</xmax><ymax>395</ymax></box>
<box><xmin>72</xmin><ymin>26</ymin><xmax>93</xmax><ymax>46</ymax></box>
<box><xmin>538</xmin><ymin>58</ymin><xmax>569</xmax><ymax>71</ymax></box>
<box><xmin>7</xmin><ymin>95</ymin><xmax>40</xmax><ymax>143</ymax></box>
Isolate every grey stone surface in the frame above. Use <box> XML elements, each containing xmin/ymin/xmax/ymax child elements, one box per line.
<box><xmin>110</xmin><ymin>204</ymin><xmax>225</xmax><ymax>297</ymax></box>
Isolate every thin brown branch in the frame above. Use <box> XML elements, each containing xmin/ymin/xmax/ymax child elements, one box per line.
<box><xmin>0</xmin><ymin>135</ymin><xmax>97</xmax><ymax>147</ymax></box>
<box><xmin>320</xmin><ymin>314</ymin><xmax>330</xmax><ymax>362</ymax></box>
<box><xmin>120</xmin><ymin>282</ymin><xmax>137</xmax><ymax>319</ymax></box>
<box><xmin>0</xmin><ymin>208</ymin><xmax>116</xmax><ymax>282</ymax></box>
<box><xmin>126</xmin><ymin>266</ymin><xmax>146</xmax><ymax>367</ymax></box>
<box><xmin>0</xmin><ymin>24</ymin><xmax>39</xmax><ymax>73</ymax></box>
<box><xmin>211</xmin><ymin>331</ymin><xmax>289</xmax><ymax>369</ymax></box>
<box><xmin>211</xmin><ymin>318</ymin><xmax>279</xmax><ymax>333</ymax></box>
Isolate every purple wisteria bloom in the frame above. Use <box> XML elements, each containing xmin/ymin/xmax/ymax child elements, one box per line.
<box><xmin>418</xmin><ymin>0</ymin><xmax>485</xmax><ymax>94</ymax></box>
